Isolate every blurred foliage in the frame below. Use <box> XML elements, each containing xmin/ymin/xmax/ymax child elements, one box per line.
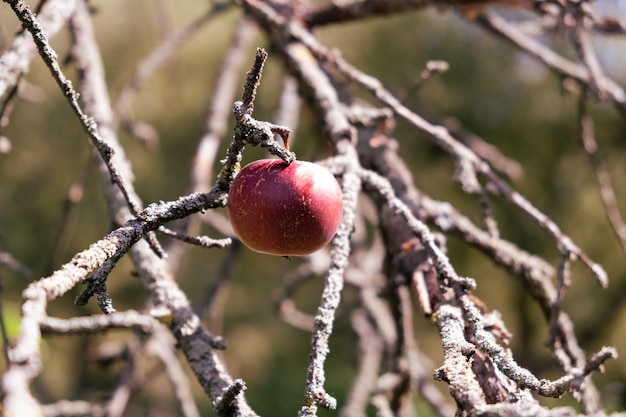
<box><xmin>1</xmin><ymin>0</ymin><xmax>626</xmax><ymax>415</ymax></box>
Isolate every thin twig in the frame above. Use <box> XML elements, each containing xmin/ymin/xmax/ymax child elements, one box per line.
<box><xmin>40</xmin><ymin>310</ymin><xmax>153</xmax><ymax>334</ymax></box>
<box><xmin>166</xmin><ymin>17</ymin><xmax>256</xmax><ymax>272</ymax></box>
<box><xmin>46</xmin><ymin>163</ymin><xmax>93</xmax><ymax>273</ymax></box>
<box><xmin>158</xmin><ymin>226</ymin><xmax>232</xmax><ymax>249</ymax></box>
<box><xmin>105</xmin><ymin>336</ymin><xmax>141</xmax><ymax>417</ymax></box>
<box><xmin>546</xmin><ymin>247</ymin><xmax>572</xmax><ymax>347</ymax></box>
<box><xmin>217</xmin><ymin>47</ymin><xmax>295</xmax><ymax>192</ymax></box>
<box><xmin>0</xmin><ymin>250</ymin><xmax>33</xmax><ymax>279</ymax></box>
<box><xmin>458</xmin><ymin>292</ymin><xmax>616</xmax><ymax>399</ymax></box>
<box><xmin>340</xmin><ymin>309</ymin><xmax>383</xmax><ymax>417</ymax></box>
<box><xmin>0</xmin><ymin>276</ymin><xmax>10</xmax><ymax>367</ymax></box>
<box><xmin>477</xmin><ymin>12</ymin><xmax>626</xmax><ymax>109</ymax></box>
<box><xmin>276</xmin><ymin>261</ymin><xmax>319</xmax><ymax>332</ymax></box>
<box><xmin>578</xmin><ymin>95</ymin><xmax>626</xmax><ymax>254</ymax></box>
<box><xmin>400</xmin><ymin>59</ymin><xmax>449</xmax><ymax>102</ymax></box>
<box><xmin>358</xmin><ymin>165</ymin><xmax>616</xmax><ymax>404</ymax></box>
<box><xmin>5</xmin><ymin>0</ymin><xmax>143</xmax><ymax>217</ymax></box>
<box><xmin>0</xmin><ymin>0</ymin><xmax>77</xmax><ymax>98</ymax></box>
<box><xmin>114</xmin><ymin>2</ymin><xmax>233</xmax><ymax>140</ymax></box>
<box><xmin>272</xmin><ymin>75</ymin><xmax>301</xmax><ymax>145</ymax></box>
<box><xmin>147</xmin><ymin>324</ymin><xmax>201</xmax><ymax>417</ymax></box>
<box><xmin>328</xmin><ymin>47</ymin><xmax>608</xmax><ymax>287</ymax></box>
<box><xmin>190</xmin><ymin>17</ymin><xmax>258</xmax><ymax>196</ymax></box>
<box><xmin>193</xmin><ymin>239</ymin><xmax>242</xmax><ymax>326</ymax></box>
<box><xmin>68</xmin><ymin>2</ymin><xmax>165</xmax><ymax>260</ymax></box>
<box><xmin>40</xmin><ymin>400</ymin><xmax>107</xmax><ymax>417</ymax></box>
<box><xmin>304</xmin><ymin>0</ymin><xmax>432</xmax><ymax>27</ymax></box>
<box><xmin>360</xmin><ymin>168</ymin><xmax>474</xmax><ymax>291</ymax></box>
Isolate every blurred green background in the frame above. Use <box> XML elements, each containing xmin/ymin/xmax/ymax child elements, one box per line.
<box><xmin>1</xmin><ymin>0</ymin><xmax>625</xmax><ymax>415</ymax></box>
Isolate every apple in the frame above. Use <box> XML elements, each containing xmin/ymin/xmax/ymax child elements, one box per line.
<box><xmin>227</xmin><ymin>159</ymin><xmax>343</xmax><ymax>256</ymax></box>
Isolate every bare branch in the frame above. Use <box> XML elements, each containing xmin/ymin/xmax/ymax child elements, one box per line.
<box><xmin>330</xmin><ymin>47</ymin><xmax>608</xmax><ymax>287</ymax></box>
<box><xmin>477</xmin><ymin>12</ymin><xmax>626</xmax><ymax>110</ymax></box>
<box><xmin>190</xmin><ymin>18</ymin><xmax>258</xmax><ymax>196</ymax></box>
<box><xmin>304</xmin><ymin>0</ymin><xmax>431</xmax><ymax>27</ymax></box>
<box><xmin>41</xmin><ymin>400</ymin><xmax>107</xmax><ymax>417</ymax></box>
<box><xmin>434</xmin><ymin>304</ymin><xmax>486</xmax><ymax>411</ymax></box>
<box><xmin>40</xmin><ymin>310</ymin><xmax>153</xmax><ymax>334</ymax></box>
<box><xmin>5</xmin><ymin>0</ymin><xmax>143</xmax><ymax>218</ymax></box>
<box><xmin>0</xmin><ymin>0</ymin><xmax>77</xmax><ymax>98</ymax></box>
<box><xmin>147</xmin><ymin>324</ymin><xmax>202</xmax><ymax>417</ymax></box>
<box><xmin>158</xmin><ymin>226</ymin><xmax>232</xmax><ymax>250</ymax></box>
<box><xmin>217</xmin><ymin>47</ymin><xmax>295</xmax><ymax>192</ymax></box>
<box><xmin>458</xmin><ymin>292</ymin><xmax>617</xmax><ymax>398</ymax></box>
<box><xmin>193</xmin><ymin>240</ymin><xmax>242</xmax><ymax>327</ymax></box>
<box><xmin>0</xmin><ymin>250</ymin><xmax>33</xmax><ymax>279</ymax></box>
<box><xmin>114</xmin><ymin>2</ymin><xmax>234</xmax><ymax>142</ymax></box>
<box><xmin>166</xmin><ymin>16</ymin><xmax>257</xmax><ymax>273</ymax></box>
<box><xmin>340</xmin><ymin>309</ymin><xmax>383</xmax><ymax>417</ymax></box>
<box><xmin>578</xmin><ymin>95</ymin><xmax>626</xmax><ymax>254</ymax></box>
<box><xmin>361</xmin><ymin>168</ymin><xmax>474</xmax><ymax>291</ymax></box>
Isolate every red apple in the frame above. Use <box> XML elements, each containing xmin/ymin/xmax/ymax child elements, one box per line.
<box><xmin>227</xmin><ymin>159</ymin><xmax>343</xmax><ymax>256</ymax></box>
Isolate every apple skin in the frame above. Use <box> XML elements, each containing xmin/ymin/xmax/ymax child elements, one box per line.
<box><xmin>227</xmin><ymin>159</ymin><xmax>343</xmax><ymax>256</ymax></box>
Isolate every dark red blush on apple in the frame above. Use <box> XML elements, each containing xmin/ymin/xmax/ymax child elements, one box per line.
<box><xmin>227</xmin><ymin>159</ymin><xmax>343</xmax><ymax>256</ymax></box>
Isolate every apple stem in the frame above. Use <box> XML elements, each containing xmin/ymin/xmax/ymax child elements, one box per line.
<box><xmin>268</xmin><ymin>122</ymin><xmax>291</xmax><ymax>152</ymax></box>
<box><xmin>284</xmin><ymin>134</ymin><xmax>290</xmax><ymax>151</ymax></box>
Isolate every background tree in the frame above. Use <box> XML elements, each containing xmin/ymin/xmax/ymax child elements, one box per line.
<box><xmin>1</xmin><ymin>0</ymin><xmax>625</xmax><ymax>416</ymax></box>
